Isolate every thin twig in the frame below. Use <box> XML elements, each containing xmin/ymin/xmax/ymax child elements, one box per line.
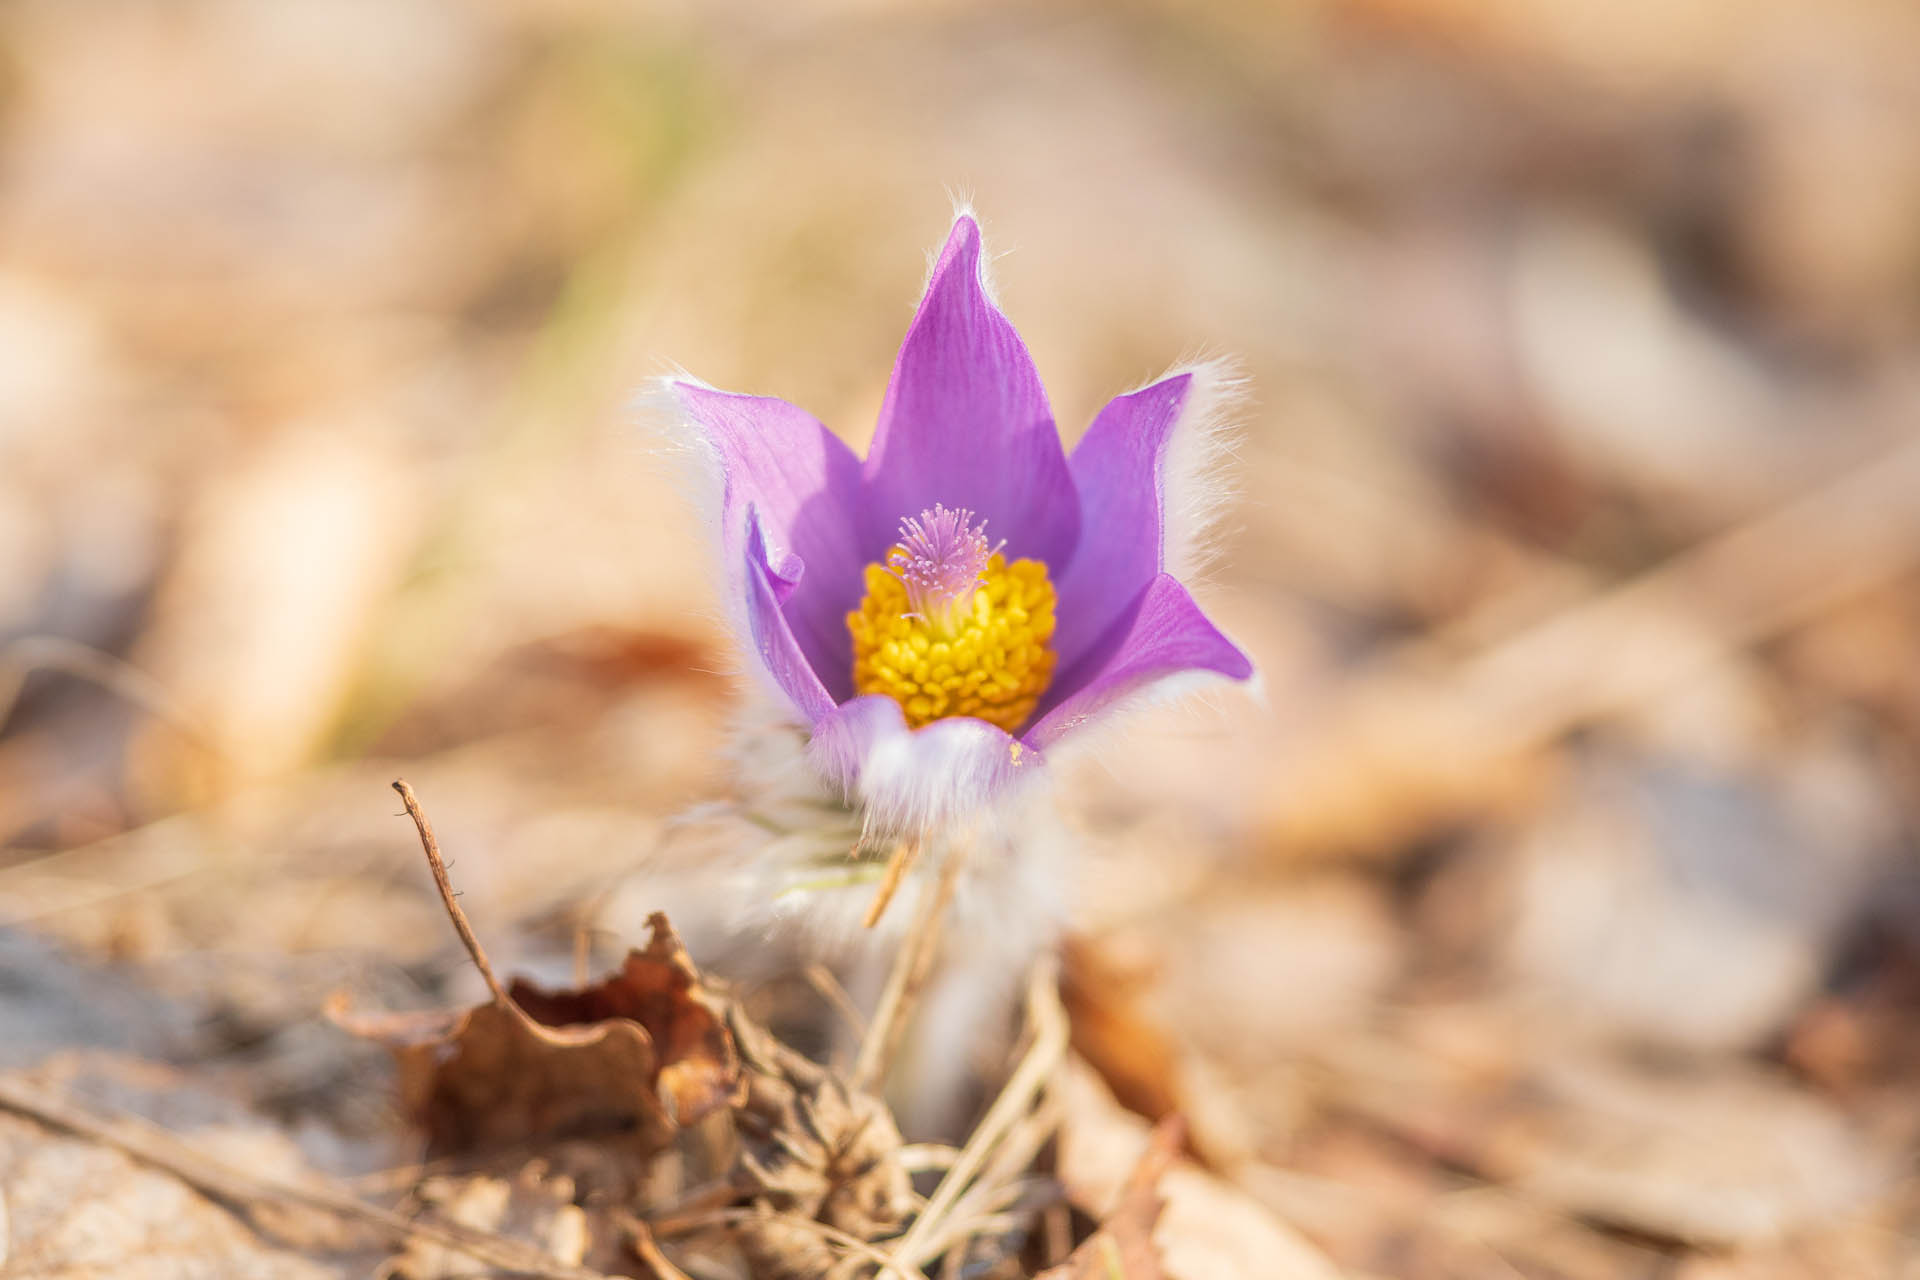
<box><xmin>891</xmin><ymin>959</ymin><xmax>1069</xmax><ymax>1268</ymax></box>
<box><xmin>862</xmin><ymin>836</ymin><xmax>921</xmax><ymax>929</ymax></box>
<box><xmin>0</xmin><ymin>1076</ymin><xmax>618</xmax><ymax>1280</ymax></box>
<box><xmin>851</xmin><ymin>844</ymin><xmax>965</xmax><ymax>1094</ymax></box>
<box><xmin>393</xmin><ymin>778</ymin><xmax>511</xmax><ymax>1006</ymax></box>
<box><xmin>392</xmin><ymin>779</ymin><xmax>605</xmax><ymax>1050</ymax></box>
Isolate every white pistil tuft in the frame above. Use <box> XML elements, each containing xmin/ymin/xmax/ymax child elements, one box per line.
<box><xmin>885</xmin><ymin>504</ymin><xmax>999</xmax><ymax>635</ymax></box>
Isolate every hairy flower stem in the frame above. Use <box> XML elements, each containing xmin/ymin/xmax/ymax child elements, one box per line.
<box><xmin>852</xmin><ymin>843</ymin><xmax>967</xmax><ymax>1094</ymax></box>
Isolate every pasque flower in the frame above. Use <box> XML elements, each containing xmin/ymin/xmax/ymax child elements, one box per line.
<box><xmin>666</xmin><ymin>213</ymin><xmax>1253</xmax><ymax>842</ymax></box>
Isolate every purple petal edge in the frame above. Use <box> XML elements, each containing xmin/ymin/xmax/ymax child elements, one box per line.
<box><xmin>1052</xmin><ymin>372</ymin><xmax>1192</xmax><ymax>671</ymax></box>
<box><xmin>744</xmin><ymin>505</ymin><xmax>836</xmax><ymax>725</ymax></box>
<box><xmin>672</xmin><ymin>382</ymin><xmax>868</xmax><ymax>702</ymax></box>
<box><xmin>1027</xmin><ymin>573</ymin><xmax>1252</xmax><ymax>749</ymax></box>
<box><xmin>862</xmin><ymin>216</ymin><xmax>1080</xmax><ymax>567</ymax></box>
<box><xmin>809</xmin><ymin>695</ymin><xmax>1046</xmax><ymax>835</ymax></box>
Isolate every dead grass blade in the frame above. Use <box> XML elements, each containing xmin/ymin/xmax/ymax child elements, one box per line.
<box><xmin>0</xmin><ymin>1075</ymin><xmax>620</xmax><ymax>1279</ymax></box>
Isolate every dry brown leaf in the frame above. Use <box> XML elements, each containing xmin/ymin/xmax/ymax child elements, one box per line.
<box><xmin>1055</xmin><ymin>1058</ymin><xmax>1343</xmax><ymax>1280</ymax></box>
<box><xmin>1060</xmin><ymin>935</ymin><xmax>1183</xmax><ymax>1126</ymax></box>
<box><xmin>507</xmin><ymin>921</ymin><xmax>740</xmax><ymax>1130</ymax></box>
<box><xmin>1038</xmin><ymin>1117</ymin><xmax>1181</xmax><ymax>1279</ymax></box>
<box><xmin>332</xmin><ymin>912</ymin><xmax>739</xmax><ymax>1157</ymax></box>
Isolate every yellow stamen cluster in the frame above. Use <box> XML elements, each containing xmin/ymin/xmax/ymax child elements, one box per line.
<box><xmin>848</xmin><ymin>552</ymin><xmax>1058</xmax><ymax>732</ymax></box>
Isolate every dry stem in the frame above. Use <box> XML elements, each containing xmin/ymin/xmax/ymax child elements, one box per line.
<box><xmin>890</xmin><ymin>958</ymin><xmax>1069</xmax><ymax>1268</ymax></box>
<box><xmin>393</xmin><ymin>777</ymin><xmax>596</xmax><ymax>1048</ymax></box>
<box><xmin>393</xmin><ymin>778</ymin><xmax>511</xmax><ymax>1005</ymax></box>
<box><xmin>851</xmin><ymin>844</ymin><xmax>965</xmax><ymax>1094</ymax></box>
<box><xmin>862</xmin><ymin>835</ymin><xmax>921</xmax><ymax>929</ymax></box>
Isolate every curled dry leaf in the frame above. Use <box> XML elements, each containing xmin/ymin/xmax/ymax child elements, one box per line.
<box><xmin>331</xmin><ymin>913</ymin><xmax>739</xmax><ymax>1157</ymax></box>
<box><xmin>507</xmin><ymin>918</ymin><xmax>740</xmax><ymax>1130</ymax></box>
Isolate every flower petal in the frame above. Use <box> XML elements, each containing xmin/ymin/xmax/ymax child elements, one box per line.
<box><xmin>1052</xmin><ymin>372</ymin><xmax>1192</xmax><ymax>670</ymax></box>
<box><xmin>671</xmin><ymin>382</ymin><xmax>868</xmax><ymax>701</ymax></box>
<box><xmin>744</xmin><ymin>506</ymin><xmax>837</xmax><ymax>724</ymax></box>
<box><xmin>809</xmin><ymin>694</ymin><xmax>1046</xmax><ymax>836</ymax></box>
<box><xmin>1028</xmin><ymin>574</ymin><xmax>1252</xmax><ymax>749</ymax></box>
<box><xmin>862</xmin><ymin>216</ymin><xmax>1080</xmax><ymax>566</ymax></box>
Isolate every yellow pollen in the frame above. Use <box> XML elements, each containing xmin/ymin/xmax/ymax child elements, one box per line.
<box><xmin>848</xmin><ymin>551</ymin><xmax>1058</xmax><ymax>733</ymax></box>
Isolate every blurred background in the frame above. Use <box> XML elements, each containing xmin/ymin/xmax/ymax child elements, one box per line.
<box><xmin>5</xmin><ymin>0</ymin><xmax>1920</xmax><ymax>1275</ymax></box>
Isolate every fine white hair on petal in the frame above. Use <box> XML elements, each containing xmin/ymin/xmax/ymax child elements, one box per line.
<box><xmin>630</xmin><ymin>371</ymin><xmax>809</xmax><ymax>719</ymax></box>
<box><xmin>859</xmin><ymin>733</ymin><xmax>972</xmax><ymax>835</ymax></box>
<box><xmin>630</xmin><ymin>369</ymin><xmax>727</xmax><ymax>552</ymax></box>
<box><xmin>945</xmin><ymin>186</ymin><xmax>978</xmax><ymax>229</ymax></box>
<box><xmin>1037</xmin><ymin>661</ymin><xmax>1261</xmax><ymax>781</ymax></box>
<box><xmin>925</xmin><ymin>191</ymin><xmax>1005</xmax><ymax>311</ymax></box>
<box><xmin>843</xmin><ymin>721</ymin><xmax>1042</xmax><ymax>840</ymax></box>
<box><xmin>1155</xmin><ymin>354</ymin><xmax>1248</xmax><ymax>584</ymax></box>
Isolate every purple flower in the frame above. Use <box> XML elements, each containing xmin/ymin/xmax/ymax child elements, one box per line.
<box><xmin>666</xmin><ymin>213</ymin><xmax>1253</xmax><ymax>838</ymax></box>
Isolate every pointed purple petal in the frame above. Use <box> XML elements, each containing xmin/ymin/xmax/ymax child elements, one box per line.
<box><xmin>809</xmin><ymin>695</ymin><xmax>1046</xmax><ymax>836</ymax></box>
<box><xmin>1052</xmin><ymin>372</ymin><xmax>1192</xmax><ymax>670</ymax></box>
<box><xmin>1028</xmin><ymin>574</ymin><xmax>1251</xmax><ymax>749</ymax></box>
<box><xmin>744</xmin><ymin>506</ymin><xmax>836</xmax><ymax>724</ymax></box>
<box><xmin>672</xmin><ymin>382</ymin><xmax>867</xmax><ymax>701</ymax></box>
<box><xmin>862</xmin><ymin>216</ymin><xmax>1079</xmax><ymax>566</ymax></box>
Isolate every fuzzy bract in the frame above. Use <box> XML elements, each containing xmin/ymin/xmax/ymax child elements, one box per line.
<box><xmin>664</xmin><ymin>213</ymin><xmax>1254</xmax><ymax>841</ymax></box>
